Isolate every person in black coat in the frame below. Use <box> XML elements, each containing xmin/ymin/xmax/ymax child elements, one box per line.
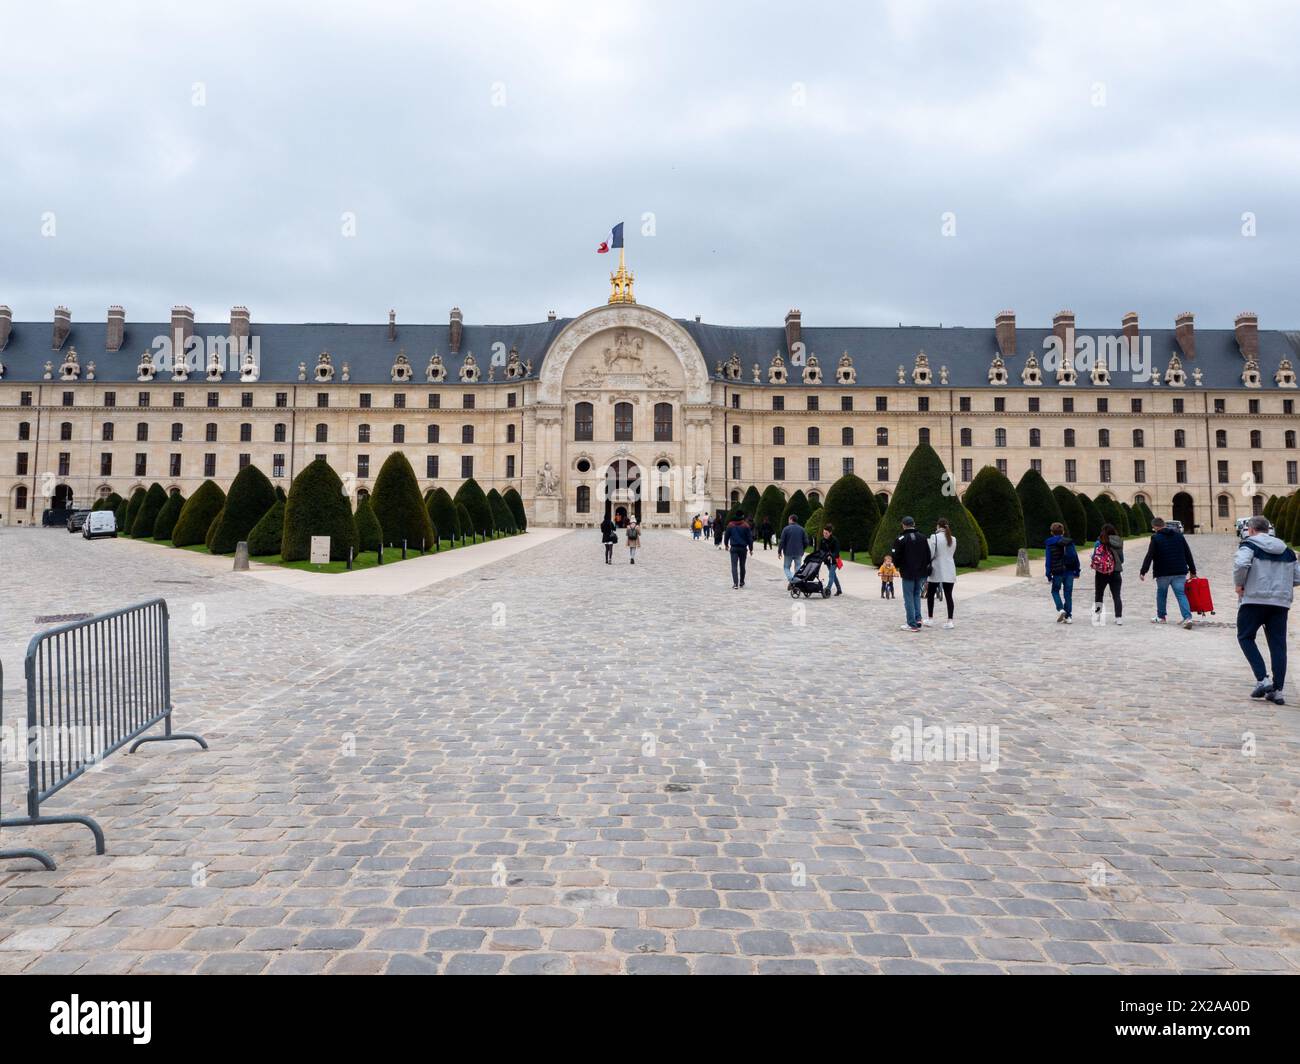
<box><xmin>821</xmin><ymin>525</ymin><xmax>843</xmax><ymax>596</ymax></box>
<box><xmin>724</xmin><ymin>512</ymin><xmax>755</xmax><ymax>588</ymax></box>
<box><xmin>1139</xmin><ymin>517</ymin><xmax>1197</xmax><ymax>626</ymax></box>
<box><xmin>600</xmin><ymin>515</ymin><xmax>616</xmax><ymax>564</ymax></box>
<box><xmin>890</xmin><ymin>516</ymin><xmax>932</xmax><ymax>631</ymax></box>
<box><xmin>713</xmin><ymin>509</ymin><xmax>726</xmax><ymax>549</ymax></box>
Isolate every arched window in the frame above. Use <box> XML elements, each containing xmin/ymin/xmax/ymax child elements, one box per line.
<box><xmin>654</xmin><ymin>402</ymin><xmax>672</xmax><ymax>441</ymax></box>
<box><xmin>507</xmin><ymin>424</ymin><xmax>516</xmax><ymax>443</ymax></box>
<box><xmin>772</xmin><ymin>426</ymin><xmax>785</xmax><ymax>445</ymax></box>
<box><xmin>427</xmin><ymin>424</ymin><xmax>439</xmax><ymax>444</ymax></box>
<box><xmin>1098</xmin><ymin>429</ymin><xmax>1110</xmax><ymax>448</ymax></box>
<box><xmin>60</xmin><ymin>422</ymin><xmax>72</xmax><ymax>441</ymax></box>
<box><xmin>843</xmin><ymin>427</ymin><xmax>854</xmax><ymax>446</ymax></box>
<box><xmin>576</xmin><ymin>485</ymin><xmax>591</xmax><ymax>513</ymax></box>
<box><xmin>1064</xmin><ymin>428</ymin><xmax>1075</xmax><ymax>447</ymax></box>
<box><xmin>1133</xmin><ymin>429</ymin><xmax>1144</xmax><ymax>448</ymax></box>
<box><xmin>18</xmin><ymin>421</ymin><xmax>30</xmax><ymax>440</ymax></box>
<box><xmin>732</xmin><ymin>425</ymin><xmax>741</xmax><ymax>444</ymax></box>
<box><xmin>1218</xmin><ymin>494</ymin><xmax>1231</xmax><ymax>518</ymax></box>
<box><xmin>15</xmin><ymin>485</ymin><xmax>28</xmax><ymax>511</ymax></box>
<box><xmin>656</xmin><ymin>460</ymin><xmax>671</xmax><ymax>513</ymax></box>
<box><xmin>995</xmin><ymin>428</ymin><xmax>1007</xmax><ymax>447</ymax></box>
<box><xmin>1174</xmin><ymin>429</ymin><xmax>1186</xmax><ymax>448</ymax></box>
<box><xmin>918</xmin><ymin>428</ymin><xmax>930</xmax><ymax>446</ymax></box>
<box><xmin>1287</xmin><ymin>430</ymin><xmax>1296</xmax><ymax>448</ymax></box>
<box><xmin>808</xmin><ymin>491</ymin><xmax>821</xmax><ymax>506</ymax></box>
<box><xmin>315</xmin><ymin>423</ymin><xmax>328</xmax><ymax>443</ymax></box>
<box><xmin>1029</xmin><ymin>428</ymin><xmax>1041</xmax><ymax>448</ymax></box>
<box><xmin>574</xmin><ymin>402</ymin><xmax>593</xmax><ymax>441</ymax></box>
<box><xmin>357</xmin><ymin>424</ymin><xmax>371</xmax><ymax>443</ymax></box>
<box><xmin>876</xmin><ymin>427</ymin><xmax>887</xmax><ymax>446</ymax></box>
<box><xmin>730</xmin><ymin>489</ymin><xmax>740</xmax><ymax>504</ymax></box>
<box><xmin>461</xmin><ymin>425</ymin><xmax>474</xmax><ymax>444</ymax></box>
<box><xmin>171</xmin><ymin>422</ymin><xmax>184</xmax><ymax>442</ymax></box>
<box><xmin>1250</xmin><ymin>429</ymin><xmax>1262</xmax><ymax>448</ymax></box>
<box><xmin>807</xmin><ymin>427</ymin><xmax>820</xmax><ymax>446</ymax></box>
<box><xmin>393</xmin><ymin>424</ymin><xmax>405</xmax><ymax>444</ymax></box>
<box><xmin>1134</xmin><ymin>493</ymin><xmax>1148</xmax><ymax>508</ymax></box>
<box><xmin>960</xmin><ymin>427</ymin><xmax>972</xmax><ymax>447</ymax></box>
<box><xmin>1215</xmin><ymin>429</ymin><xmax>1227</xmax><ymax>448</ymax></box>
<box><xmin>614</xmin><ymin>402</ymin><xmax>633</xmax><ymax>441</ymax></box>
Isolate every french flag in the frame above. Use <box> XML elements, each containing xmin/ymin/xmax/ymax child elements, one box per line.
<box><xmin>596</xmin><ymin>222</ymin><xmax>624</xmax><ymax>254</ymax></box>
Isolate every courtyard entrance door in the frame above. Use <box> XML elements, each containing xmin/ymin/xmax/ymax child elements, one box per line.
<box><xmin>1173</xmin><ymin>491</ymin><xmax>1195</xmax><ymax>532</ymax></box>
<box><xmin>604</xmin><ymin>460</ymin><xmax>642</xmax><ymax>527</ymax></box>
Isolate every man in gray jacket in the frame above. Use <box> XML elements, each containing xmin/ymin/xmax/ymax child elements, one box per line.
<box><xmin>778</xmin><ymin>514</ymin><xmax>809</xmax><ymax>583</ymax></box>
<box><xmin>1233</xmin><ymin>515</ymin><xmax>1300</xmax><ymax>705</ymax></box>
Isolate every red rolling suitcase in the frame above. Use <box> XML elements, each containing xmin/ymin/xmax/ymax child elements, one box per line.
<box><xmin>1184</xmin><ymin>576</ymin><xmax>1214</xmax><ymax>616</ymax></box>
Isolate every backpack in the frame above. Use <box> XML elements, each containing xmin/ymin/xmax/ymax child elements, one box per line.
<box><xmin>1090</xmin><ymin>542</ymin><xmax>1115</xmax><ymax>575</ymax></box>
<box><xmin>1049</xmin><ymin>538</ymin><xmax>1072</xmax><ymax>576</ymax></box>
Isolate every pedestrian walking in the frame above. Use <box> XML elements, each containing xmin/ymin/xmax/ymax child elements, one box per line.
<box><xmin>819</xmin><ymin>524</ymin><xmax>844</xmax><ymax>596</ymax></box>
<box><xmin>1139</xmin><ymin>516</ymin><xmax>1197</xmax><ymax>628</ymax></box>
<box><xmin>713</xmin><ymin>510</ymin><xmax>725</xmax><ymax>549</ymax></box>
<box><xmin>691</xmin><ymin>515</ymin><xmax>702</xmax><ymax>540</ymax></box>
<box><xmin>625</xmin><ymin>519</ymin><xmax>641</xmax><ymax>564</ymax></box>
<box><xmin>778</xmin><ymin>513</ymin><xmax>809</xmax><ymax>583</ymax></box>
<box><xmin>878</xmin><ymin>555</ymin><xmax>897</xmax><ymax>599</ymax></box>
<box><xmin>724</xmin><ymin>510</ymin><xmax>754</xmax><ymax>588</ymax></box>
<box><xmin>1045</xmin><ymin>521</ymin><xmax>1081</xmax><ymax>623</ymax></box>
<box><xmin>1091</xmin><ymin>522</ymin><xmax>1124</xmax><ymax>624</ymax></box>
<box><xmin>600</xmin><ymin>514</ymin><xmax>617</xmax><ymax>564</ymax></box>
<box><xmin>759</xmin><ymin>516</ymin><xmax>774</xmax><ymax>550</ymax></box>
<box><xmin>923</xmin><ymin>517</ymin><xmax>958</xmax><ymax>628</ymax></box>
<box><xmin>890</xmin><ymin>516</ymin><xmax>932</xmax><ymax>632</ymax></box>
<box><xmin>1233</xmin><ymin>514</ymin><xmax>1300</xmax><ymax>705</ymax></box>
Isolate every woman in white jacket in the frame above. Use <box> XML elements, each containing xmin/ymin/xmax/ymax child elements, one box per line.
<box><xmin>923</xmin><ymin>518</ymin><xmax>958</xmax><ymax>629</ymax></box>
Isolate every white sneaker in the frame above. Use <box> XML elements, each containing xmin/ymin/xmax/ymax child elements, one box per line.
<box><xmin>1115</xmin><ymin>617</ymin><xmax>1124</xmax><ymax>626</ymax></box>
<box><xmin>1151</xmin><ymin>616</ymin><xmax>1166</xmax><ymax>624</ymax></box>
<box><xmin>921</xmin><ymin>618</ymin><xmax>933</xmax><ymax>628</ymax></box>
<box><xmin>1056</xmin><ymin>611</ymin><xmax>1067</xmax><ymax>623</ymax></box>
<box><xmin>1064</xmin><ymin>616</ymin><xmax>1073</xmax><ymax>624</ymax></box>
<box><xmin>1181</xmin><ymin>618</ymin><xmax>1194</xmax><ymax>629</ymax></box>
<box><xmin>942</xmin><ymin>621</ymin><xmax>954</xmax><ymax>630</ymax></box>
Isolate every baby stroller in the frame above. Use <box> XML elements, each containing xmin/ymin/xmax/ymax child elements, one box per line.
<box><xmin>788</xmin><ymin>550</ymin><xmax>832</xmax><ymax>598</ymax></box>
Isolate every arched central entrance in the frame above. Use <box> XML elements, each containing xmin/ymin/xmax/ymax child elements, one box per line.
<box><xmin>604</xmin><ymin>459</ymin><xmax>641</xmax><ymax>526</ymax></box>
<box><xmin>1172</xmin><ymin>491</ymin><xmax>1195</xmax><ymax>533</ymax></box>
<box><xmin>52</xmin><ymin>484</ymin><xmax>74</xmax><ymax>511</ymax></box>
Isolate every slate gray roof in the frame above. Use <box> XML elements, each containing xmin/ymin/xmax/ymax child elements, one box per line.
<box><xmin>2</xmin><ymin>314</ymin><xmax>1297</xmax><ymax>389</ymax></box>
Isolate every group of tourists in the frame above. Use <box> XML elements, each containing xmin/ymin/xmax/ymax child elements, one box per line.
<box><xmin>599</xmin><ymin>513</ymin><xmax>640</xmax><ymax>564</ymax></box>
<box><xmin>691</xmin><ymin>512</ymin><xmax>775</xmax><ymax>551</ymax></box>
<box><xmin>883</xmin><ymin>516</ymin><xmax>959</xmax><ymax>631</ymax></box>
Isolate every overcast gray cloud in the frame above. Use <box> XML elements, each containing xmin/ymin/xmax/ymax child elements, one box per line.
<box><xmin>2</xmin><ymin>0</ymin><xmax>1298</xmax><ymax>330</ymax></box>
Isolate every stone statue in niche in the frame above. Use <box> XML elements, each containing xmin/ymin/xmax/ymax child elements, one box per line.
<box><xmin>536</xmin><ymin>462</ymin><xmax>559</xmax><ymax>496</ymax></box>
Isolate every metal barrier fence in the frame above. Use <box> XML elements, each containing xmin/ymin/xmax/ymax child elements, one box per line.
<box><xmin>0</xmin><ymin>598</ymin><xmax>207</xmax><ymax>868</ymax></box>
<box><xmin>0</xmin><ymin>662</ymin><xmax>55</xmax><ymax>869</ymax></box>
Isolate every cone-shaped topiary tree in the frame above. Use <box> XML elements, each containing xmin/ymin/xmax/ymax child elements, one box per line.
<box><xmin>487</xmin><ymin>488</ymin><xmax>515</xmax><ymax>535</ymax></box>
<box><xmin>1092</xmin><ymin>494</ymin><xmax>1126</xmax><ymax>539</ymax></box>
<box><xmin>454</xmin><ymin>478</ymin><xmax>494</xmax><ymax>538</ymax></box>
<box><xmin>114</xmin><ymin>496</ymin><xmax>129</xmax><ymax>532</ymax></box>
<box><xmin>1279</xmin><ymin>492</ymin><xmax>1300</xmax><ymax>544</ymax></box>
<box><xmin>123</xmin><ymin>487</ymin><xmax>147</xmax><ymax>537</ymax></box>
<box><xmin>1050</xmin><ymin>486</ymin><xmax>1086</xmax><ymax>542</ymax></box>
<box><xmin>131</xmin><ymin>483</ymin><xmax>168</xmax><ymax>538</ymax></box>
<box><xmin>354</xmin><ymin>494</ymin><xmax>383</xmax><ymax>554</ymax></box>
<box><xmin>1119</xmin><ymin>501</ymin><xmax>1136</xmax><ymax>536</ymax></box>
<box><xmin>171</xmin><ymin>480</ymin><xmax>226</xmax><ymax>547</ymax></box>
<box><xmin>456</xmin><ymin>501</ymin><xmax>474</xmax><ymax>543</ymax></box>
<box><xmin>370</xmin><ymin>451</ymin><xmax>435</xmax><ymax>549</ymax></box>
<box><xmin>281</xmin><ymin>458</ymin><xmax>359</xmax><ymax>562</ymax></box>
<box><xmin>870</xmin><ymin>443</ymin><xmax>982</xmax><ymax>566</ymax></box>
<box><xmin>246</xmin><ymin>496</ymin><xmax>285</xmax><ymax>557</ymax></box>
<box><xmin>1132</xmin><ymin>498</ymin><xmax>1154</xmax><ymax>533</ymax></box>
<box><xmin>504</xmin><ymin>487</ymin><xmax>527</xmax><ymax>532</ymax></box>
<box><xmin>427</xmin><ymin>487</ymin><xmax>459</xmax><ymax>544</ymax></box>
<box><xmin>102</xmin><ymin>491</ymin><xmax>122</xmax><ymax>513</ymax></box>
<box><xmin>754</xmin><ymin>485</ymin><xmax>786</xmax><ymax>530</ymax></box>
<box><xmin>970</xmin><ymin>505</ymin><xmax>989</xmax><ymax>559</ymax></box>
<box><xmin>209</xmin><ymin>464</ymin><xmax>277</xmax><ymax>554</ymax></box>
<box><xmin>152</xmin><ymin>491</ymin><xmax>185</xmax><ymax>541</ymax></box>
<box><xmin>779</xmin><ymin>489</ymin><xmax>812</xmax><ymax>528</ymax></box>
<box><xmin>1077</xmin><ymin>492</ymin><xmax>1104</xmax><ymax>542</ymax></box>
<box><xmin>740</xmin><ymin>486</ymin><xmax>762</xmax><ymax>521</ymax></box>
<box><xmin>205</xmin><ymin>506</ymin><xmax>224</xmax><ymax>550</ymax></box>
<box><xmin>961</xmin><ymin>466</ymin><xmax>1025</xmax><ymax>556</ymax></box>
<box><xmin>1016</xmin><ymin>469</ymin><xmax>1063</xmax><ymax>548</ymax></box>
<box><xmin>805</xmin><ymin>506</ymin><xmax>827</xmax><ymax>542</ymax></box>
<box><xmin>823</xmin><ymin>473</ymin><xmax>881</xmax><ymax>558</ymax></box>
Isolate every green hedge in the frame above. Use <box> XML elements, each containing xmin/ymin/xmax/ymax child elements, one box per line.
<box><xmin>1077</xmin><ymin>492</ymin><xmax>1104</xmax><ymax>541</ymax></box>
<box><xmin>961</xmin><ymin>466</ymin><xmax>1025</xmax><ymax>555</ymax></box>
<box><xmin>1051</xmin><ymin>485</ymin><xmax>1086</xmax><ymax>542</ymax></box>
<box><xmin>427</xmin><ymin>487</ymin><xmax>459</xmax><ymax>543</ymax></box>
<box><xmin>869</xmin><ymin>443</ymin><xmax>982</xmax><ymax>566</ymax></box>
<box><xmin>504</xmin><ymin>487</ymin><xmax>527</xmax><ymax>532</ymax></box>
<box><xmin>171</xmin><ymin>480</ymin><xmax>227</xmax><ymax>548</ymax></box>
<box><xmin>354</xmin><ymin>494</ymin><xmax>383</xmax><ymax>553</ymax></box>
<box><xmin>131</xmin><ymin>483</ymin><xmax>168</xmax><ymax>538</ymax></box>
<box><xmin>246</xmin><ymin>497</ymin><xmax>285</xmax><ymax>556</ymax></box>
<box><xmin>152</xmin><ymin>491</ymin><xmax>185</xmax><ymax>541</ymax></box>
<box><xmin>371</xmin><ymin>451</ymin><xmax>435</xmax><ymax>549</ymax></box>
<box><xmin>823</xmin><ymin>473</ymin><xmax>880</xmax><ymax>557</ymax></box>
<box><xmin>281</xmin><ymin>459</ymin><xmax>359</xmax><ymax>562</ymax></box>
<box><xmin>1092</xmin><ymin>494</ymin><xmax>1126</xmax><ymax>538</ymax></box>
<box><xmin>1017</xmin><ymin>470</ymin><xmax>1063</xmax><ymax>548</ymax></box>
<box><xmin>754</xmin><ymin>485</ymin><xmax>786</xmax><ymax>530</ymax></box>
<box><xmin>779</xmin><ymin>489</ymin><xmax>812</xmax><ymax>528</ymax></box>
<box><xmin>209</xmin><ymin>464</ymin><xmax>277</xmax><ymax>554</ymax></box>
<box><xmin>205</xmin><ymin>506</ymin><xmax>224</xmax><ymax>550</ymax></box>
<box><xmin>805</xmin><ymin>506</ymin><xmax>827</xmax><ymax>542</ymax></box>
<box><xmin>456</xmin><ymin>501</ymin><xmax>474</xmax><ymax>543</ymax></box>
<box><xmin>454</xmin><ymin>478</ymin><xmax>494</xmax><ymax>537</ymax></box>
<box><xmin>487</xmin><ymin>488</ymin><xmax>515</xmax><ymax>534</ymax></box>
<box><xmin>123</xmin><ymin>488</ymin><xmax>147</xmax><ymax>537</ymax></box>
<box><xmin>114</xmin><ymin>496</ymin><xmax>129</xmax><ymax>532</ymax></box>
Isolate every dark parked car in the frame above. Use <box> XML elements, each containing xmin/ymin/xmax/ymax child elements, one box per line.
<box><xmin>67</xmin><ymin>509</ymin><xmax>93</xmax><ymax>533</ymax></box>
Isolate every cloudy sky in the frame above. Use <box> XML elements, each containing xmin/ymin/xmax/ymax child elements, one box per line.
<box><xmin>3</xmin><ymin>1</ymin><xmax>1298</xmax><ymax>330</ymax></box>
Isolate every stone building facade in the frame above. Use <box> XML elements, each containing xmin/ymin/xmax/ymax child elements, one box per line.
<box><xmin>1</xmin><ymin>279</ymin><xmax>1297</xmax><ymax>532</ymax></box>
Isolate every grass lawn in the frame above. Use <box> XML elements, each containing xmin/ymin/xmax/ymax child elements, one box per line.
<box><xmin>124</xmin><ymin>531</ymin><xmax>520</xmax><ymax>572</ymax></box>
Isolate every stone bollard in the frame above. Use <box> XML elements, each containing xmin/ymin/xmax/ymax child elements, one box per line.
<box><xmin>1015</xmin><ymin>548</ymin><xmax>1030</xmax><ymax>576</ymax></box>
<box><xmin>234</xmin><ymin>541</ymin><xmax>250</xmax><ymax>571</ymax></box>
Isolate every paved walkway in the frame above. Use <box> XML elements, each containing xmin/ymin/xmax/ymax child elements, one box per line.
<box><xmin>0</xmin><ymin>527</ymin><xmax>1297</xmax><ymax>974</ymax></box>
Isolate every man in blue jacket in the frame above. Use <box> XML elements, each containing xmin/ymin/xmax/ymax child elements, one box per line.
<box><xmin>1044</xmin><ymin>522</ymin><xmax>1081</xmax><ymax>623</ymax></box>
<box><xmin>1233</xmin><ymin>515</ymin><xmax>1300</xmax><ymax>704</ymax></box>
<box><xmin>724</xmin><ymin>511</ymin><xmax>755</xmax><ymax>589</ymax></box>
<box><xmin>1139</xmin><ymin>517</ymin><xmax>1197</xmax><ymax>628</ymax></box>
<box><xmin>778</xmin><ymin>514</ymin><xmax>809</xmax><ymax>583</ymax></box>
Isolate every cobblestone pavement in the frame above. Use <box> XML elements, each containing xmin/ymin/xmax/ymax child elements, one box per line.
<box><xmin>1</xmin><ymin>527</ymin><xmax>1297</xmax><ymax>974</ymax></box>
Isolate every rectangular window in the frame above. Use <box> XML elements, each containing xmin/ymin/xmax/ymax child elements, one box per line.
<box><xmin>840</xmin><ymin>395</ymin><xmax>853</xmax><ymax>412</ymax></box>
<box><xmin>959</xmin><ymin>396</ymin><xmax>971</xmax><ymax>412</ymax></box>
<box><xmin>241</xmin><ymin>392</ymin><xmax>253</xmax><ymax>408</ymax></box>
<box><xmin>1176</xmin><ymin>460</ymin><xmax>1188</xmax><ymax>484</ymax></box>
<box><xmin>1062</xmin><ymin>397</ymin><xmax>1074</xmax><ymax>413</ymax></box>
<box><xmin>273</xmin><ymin>454</ymin><xmax>285</xmax><ymax>478</ymax></box>
<box><xmin>58</xmin><ymin>452</ymin><xmax>70</xmax><ymax>477</ymax></box>
<box><xmin>1099</xmin><ymin>459</ymin><xmax>1111</xmax><ymax>483</ymax></box>
<box><xmin>1217</xmin><ymin>460</ymin><xmax>1230</xmax><ymax>484</ymax></box>
<box><xmin>875</xmin><ymin>395</ymin><xmax>887</xmax><ymax>412</ymax></box>
<box><xmin>877</xmin><ymin>457</ymin><xmax>889</xmax><ymax>482</ymax></box>
<box><xmin>100</xmin><ymin>454</ymin><xmax>112</xmax><ymax>476</ymax></box>
<box><xmin>461</xmin><ymin>455</ymin><xmax>473</xmax><ymax>478</ymax></box>
<box><xmin>1286</xmin><ymin>399</ymin><xmax>1295</xmax><ymax>415</ymax></box>
<box><xmin>1065</xmin><ymin>459</ymin><xmax>1077</xmax><ymax>483</ymax></box>
<box><xmin>961</xmin><ymin>458</ymin><xmax>972</xmax><ymax>481</ymax></box>
<box><xmin>137</xmin><ymin>422</ymin><xmax>149</xmax><ymax>441</ymax></box>
<box><xmin>205</xmin><ymin>423</ymin><xmax>218</xmax><ymax>442</ymax></box>
<box><xmin>171</xmin><ymin>423</ymin><xmax>183</xmax><ymax>442</ymax></box>
<box><xmin>1249</xmin><ymin>398</ymin><xmax>1260</xmax><ymax>415</ymax></box>
<box><xmin>1131</xmin><ymin>398</ymin><xmax>1143</xmax><ymax>413</ymax></box>
<box><xmin>275</xmin><ymin>392</ymin><xmax>288</xmax><ymax>408</ymax></box>
<box><xmin>507</xmin><ymin>392</ymin><xmax>517</xmax><ymax>409</ymax></box>
<box><xmin>1252</xmin><ymin>460</ymin><xmax>1264</xmax><ymax>485</ymax></box>
<box><xmin>732</xmin><ymin>455</ymin><xmax>742</xmax><ymax>480</ymax></box>
<box><xmin>357</xmin><ymin>455</ymin><xmax>369</xmax><ymax>478</ymax></box>
<box><xmin>1134</xmin><ymin>460</ymin><xmax>1146</xmax><ymax>483</ymax></box>
<box><xmin>731</xmin><ymin>394</ymin><xmax>740</xmax><ymax>409</ymax></box>
<box><xmin>360</xmin><ymin>393</ymin><xmax>372</xmax><ymax>408</ymax></box>
<box><xmin>1030</xmin><ymin>458</ymin><xmax>1042</xmax><ymax>474</ymax></box>
<box><xmin>135</xmin><ymin>453</ymin><xmax>147</xmax><ymax>476</ymax></box>
<box><xmin>807</xmin><ymin>395</ymin><xmax>819</xmax><ymax>412</ymax></box>
<box><xmin>1288</xmin><ymin>461</ymin><xmax>1297</xmax><ymax>486</ymax></box>
<box><xmin>772</xmin><ymin>395</ymin><xmax>784</xmax><ymax>411</ymax></box>
<box><xmin>238</xmin><ymin>453</ymin><xmax>250</xmax><ymax>470</ymax></box>
<box><xmin>15</xmin><ymin>452</ymin><xmax>28</xmax><ymax>475</ymax></box>
<box><xmin>463</xmin><ymin>394</ymin><xmax>475</xmax><ymax>410</ymax></box>
<box><xmin>173</xmin><ymin>392</ymin><xmax>185</xmax><ymax>407</ymax></box>
<box><xmin>20</xmin><ymin>391</ymin><xmax>33</xmax><ymax>407</ymax></box>
<box><xmin>808</xmin><ymin>457</ymin><xmax>820</xmax><ymax>481</ymax></box>
<box><xmin>207</xmin><ymin>392</ymin><xmax>219</xmax><ymax>408</ymax></box>
<box><xmin>506</xmin><ymin>455</ymin><xmax>516</xmax><ymax>478</ymax></box>
<box><xmin>994</xmin><ymin>397</ymin><xmax>1006</xmax><ymax>413</ymax></box>
<box><xmin>773</xmin><ymin>457</ymin><xmax>785</xmax><ymax>480</ymax></box>
<box><xmin>918</xmin><ymin>396</ymin><xmax>930</xmax><ymax>412</ymax></box>
<box><xmin>394</xmin><ymin>393</ymin><xmax>406</xmax><ymax>409</ymax></box>
<box><xmin>1028</xmin><ymin>397</ymin><xmax>1040</xmax><ymax>413</ymax></box>
<box><xmin>170</xmin><ymin>454</ymin><xmax>182</xmax><ymax>477</ymax></box>
<box><xmin>317</xmin><ymin>392</ymin><xmax>329</xmax><ymax>408</ymax></box>
<box><xmin>137</xmin><ymin>391</ymin><xmax>150</xmax><ymax>407</ymax></box>
<box><xmin>1097</xmin><ymin>397</ymin><xmax>1109</xmax><ymax>413</ymax></box>
<box><xmin>427</xmin><ymin>455</ymin><xmax>438</xmax><ymax>479</ymax></box>
<box><xmin>62</xmin><ymin>391</ymin><xmax>74</xmax><ymax>407</ymax></box>
<box><xmin>428</xmin><ymin>392</ymin><xmax>440</xmax><ymax>409</ymax></box>
<box><xmin>103</xmin><ymin>391</ymin><xmax>116</xmax><ymax>408</ymax></box>
<box><xmin>996</xmin><ymin>458</ymin><xmax>1008</xmax><ymax>476</ymax></box>
<box><xmin>842</xmin><ymin>457</ymin><xmax>854</xmax><ymax>476</ymax></box>
<box><xmin>204</xmin><ymin>454</ymin><xmax>216</xmax><ymax>477</ymax></box>
<box><xmin>1212</xmin><ymin>398</ymin><xmax>1222</xmax><ymax>414</ymax></box>
<box><xmin>240</xmin><ymin>423</ymin><xmax>252</xmax><ymax>442</ymax></box>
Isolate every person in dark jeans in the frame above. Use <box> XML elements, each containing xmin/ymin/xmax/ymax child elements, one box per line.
<box><xmin>820</xmin><ymin>524</ymin><xmax>843</xmax><ymax>596</ymax></box>
<box><xmin>724</xmin><ymin>511</ymin><xmax>754</xmax><ymax>589</ymax></box>
<box><xmin>1091</xmin><ymin>522</ymin><xmax>1125</xmax><ymax>624</ymax></box>
<box><xmin>600</xmin><ymin>515</ymin><xmax>616</xmax><ymax>564</ymax></box>
<box><xmin>890</xmin><ymin>516</ymin><xmax>932</xmax><ymax>631</ymax></box>
<box><xmin>1233</xmin><ymin>515</ymin><xmax>1298</xmax><ymax>705</ymax></box>
<box><xmin>1139</xmin><ymin>516</ymin><xmax>1197</xmax><ymax>628</ymax></box>
<box><xmin>1044</xmin><ymin>522</ymin><xmax>1081</xmax><ymax>623</ymax></box>
<box><xmin>713</xmin><ymin>510</ymin><xmax>726</xmax><ymax>550</ymax></box>
<box><xmin>759</xmin><ymin>517</ymin><xmax>774</xmax><ymax>550</ymax></box>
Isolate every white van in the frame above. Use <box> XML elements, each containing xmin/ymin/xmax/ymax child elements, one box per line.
<box><xmin>83</xmin><ymin>510</ymin><xmax>118</xmax><ymax>540</ymax></box>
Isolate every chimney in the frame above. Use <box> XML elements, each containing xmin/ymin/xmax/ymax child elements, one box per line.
<box><xmin>0</xmin><ymin>305</ymin><xmax>11</xmax><ymax>351</ymax></box>
<box><xmin>547</xmin><ymin>310</ymin><xmax>556</xmax><ymax>322</ymax></box>
<box><xmin>1052</xmin><ymin>309</ymin><xmax>1075</xmax><ymax>355</ymax></box>
<box><xmin>106</xmin><ymin>305</ymin><xmax>126</xmax><ymax>352</ymax></box>
<box><xmin>170</xmin><ymin>306</ymin><xmax>194</xmax><ymax>357</ymax></box>
<box><xmin>1174</xmin><ymin>311</ymin><xmax>1196</xmax><ymax>361</ymax></box>
<box><xmin>784</xmin><ymin>308</ymin><xmax>802</xmax><ymax>356</ymax></box>
<box><xmin>1234</xmin><ymin>311</ymin><xmax>1259</xmax><ymax>363</ymax></box>
<box><xmin>1121</xmin><ymin>311</ymin><xmax>1139</xmax><ymax>343</ymax></box>
<box><xmin>994</xmin><ymin>310</ymin><xmax>1016</xmax><ymax>358</ymax></box>
<box><xmin>449</xmin><ymin>306</ymin><xmax>463</xmax><ymax>354</ymax></box>
<box><xmin>230</xmin><ymin>306</ymin><xmax>250</xmax><ymax>349</ymax></box>
<box><xmin>53</xmin><ymin>305</ymin><xmax>72</xmax><ymax>350</ymax></box>
<box><xmin>387</xmin><ymin>308</ymin><xmax>396</xmax><ymax>342</ymax></box>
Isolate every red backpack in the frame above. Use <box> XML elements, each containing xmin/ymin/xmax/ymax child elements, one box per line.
<box><xmin>1090</xmin><ymin>541</ymin><xmax>1115</xmax><ymax>575</ymax></box>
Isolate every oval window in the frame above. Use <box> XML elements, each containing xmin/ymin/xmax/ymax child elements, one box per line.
<box><xmin>576</xmin><ymin>458</ymin><xmax>592</xmax><ymax>473</ymax></box>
